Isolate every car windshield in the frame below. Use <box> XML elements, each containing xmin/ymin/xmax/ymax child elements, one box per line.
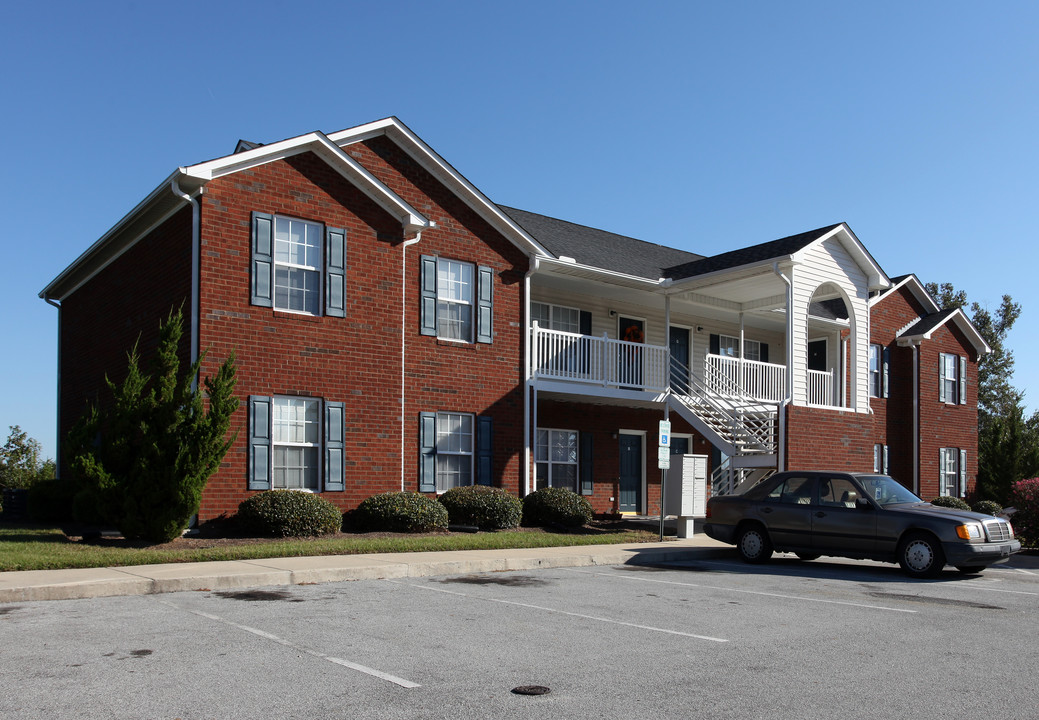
<box><xmin>856</xmin><ymin>475</ymin><xmax>921</xmax><ymax>506</ymax></box>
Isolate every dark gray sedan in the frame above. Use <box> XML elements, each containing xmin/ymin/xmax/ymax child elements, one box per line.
<box><xmin>704</xmin><ymin>471</ymin><xmax>1021</xmax><ymax>578</ymax></box>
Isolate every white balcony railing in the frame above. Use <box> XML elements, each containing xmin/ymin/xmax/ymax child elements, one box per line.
<box><xmin>532</xmin><ymin>325</ymin><xmax>837</xmax><ymax>406</ymax></box>
<box><xmin>531</xmin><ymin>324</ymin><xmax>669</xmax><ymax>392</ymax></box>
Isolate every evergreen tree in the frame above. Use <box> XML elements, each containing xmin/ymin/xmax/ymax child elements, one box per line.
<box><xmin>926</xmin><ymin>281</ymin><xmax>1038</xmax><ymax>502</ymax></box>
<box><xmin>68</xmin><ymin>307</ymin><xmax>237</xmax><ymax>542</ymax></box>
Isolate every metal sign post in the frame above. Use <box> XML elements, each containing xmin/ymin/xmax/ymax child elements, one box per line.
<box><xmin>657</xmin><ymin>420</ymin><xmax>671</xmax><ymax>540</ymax></box>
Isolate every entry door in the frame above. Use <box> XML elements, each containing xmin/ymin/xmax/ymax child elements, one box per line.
<box><xmin>618</xmin><ymin>433</ymin><xmax>642</xmax><ymax>513</ymax></box>
<box><xmin>618</xmin><ymin>317</ymin><xmax>644</xmax><ymax>388</ymax></box>
<box><xmin>669</xmin><ymin>326</ymin><xmax>690</xmax><ymax>392</ymax></box>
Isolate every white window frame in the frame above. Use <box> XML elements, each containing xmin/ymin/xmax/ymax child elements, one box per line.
<box><xmin>435</xmin><ymin>412</ymin><xmax>474</xmax><ymax>493</ymax></box>
<box><xmin>873</xmin><ymin>443</ymin><xmax>888</xmax><ymax>474</ymax></box>
<box><xmin>436</xmin><ymin>259</ymin><xmax>475</xmax><ymax>342</ymax></box>
<box><xmin>272</xmin><ymin>397</ymin><xmax>322</xmax><ymax>491</ymax></box>
<box><xmin>939</xmin><ymin>447</ymin><xmax>964</xmax><ymax>497</ymax></box>
<box><xmin>869</xmin><ymin>344</ymin><xmax>882</xmax><ymax>398</ymax></box>
<box><xmin>532</xmin><ymin>302</ymin><xmax>581</xmax><ymax>334</ymax></box>
<box><xmin>273</xmin><ymin>215</ymin><xmax>324</xmax><ymax>315</ymax></box>
<box><xmin>719</xmin><ymin>334</ymin><xmax>761</xmax><ymax>362</ymax></box>
<box><xmin>535</xmin><ymin>428</ymin><xmax>579</xmax><ymax>492</ymax></box>
<box><xmin>939</xmin><ymin>352</ymin><xmax>963</xmax><ymax>404</ymax></box>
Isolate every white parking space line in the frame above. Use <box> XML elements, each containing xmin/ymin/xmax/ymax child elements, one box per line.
<box><xmin>395</xmin><ymin>580</ymin><xmax>729</xmax><ymax>643</ymax></box>
<box><xmin>155</xmin><ymin>598</ymin><xmax>421</xmax><ymax>688</ymax></box>
<box><xmin>575</xmin><ymin>569</ymin><xmax>918</xmax><ymax>613</ymax></box>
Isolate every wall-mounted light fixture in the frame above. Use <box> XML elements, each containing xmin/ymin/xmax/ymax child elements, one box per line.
<box><xmin>609</xmin><ymin>310</ymin><xmax>617</xmax><ymax>317</ymax></box>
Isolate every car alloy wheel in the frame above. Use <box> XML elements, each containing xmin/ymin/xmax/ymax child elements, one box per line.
<box><xmin>898</xmin><ymin>532</ymin><xmax>945</xmax><ymax>578</ymax></box>
<box><xmin>736</xmin><ymin>525</ymin><xmax>773</xmax><ymax>564</ymax></box>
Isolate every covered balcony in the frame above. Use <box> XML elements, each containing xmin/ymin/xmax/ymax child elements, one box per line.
<box><xmin>531</xmin><ymin>324</ymin><xmax>837</xmax><ymax>407</ymax></box>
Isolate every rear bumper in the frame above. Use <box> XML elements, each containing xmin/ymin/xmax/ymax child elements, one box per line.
<box><xmin>703</xmin><ymin>523</ymin><xmax>736</xmax><ymax>545</ymax></box>
<box><xmin>943</xmin><ymin>539</ymin><xmax>1022</xmax><ymax>567</ymax></box>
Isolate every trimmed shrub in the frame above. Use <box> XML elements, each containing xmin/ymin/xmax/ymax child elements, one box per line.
<box><xmin>929</xmin><ymin>495</ymin><xmax>971</xmax><ymax>511</ymax></box>
<box><xmin>237</xmin><ymin>490</ymin><xmax>343</xmax><ymax>537</ymax></box>
<box><xmin>1008</xmin><ymin>478</ymin><xmax>1039</xmax><ymax>546</ymax></box>
<box><xmin>522</xmin><ymin>487</ymin><xmax>593</xmax><ymax>528</ymax></box>
<box><xmin>971</xmin><ymin>500</ymin><xmax>1003</xmax><ymax>517</ymax></box>
<box><xmin>439</xmin><ymin>485</ymin><xmax>522</xmax><ymax>529</ymax></box>
<box><xmin>352</xmin><ymin>492</ymin><xmax>449</xmax><ymax>533</ymax></box>
<box><xmin>27</xmin><ymin>479</ymin><xmax>77</xmax><ymax>524</ymax></box>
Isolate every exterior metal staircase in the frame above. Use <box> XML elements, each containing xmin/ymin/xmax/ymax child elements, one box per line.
<box><xmin>667</xmin><ymin>357</ymin><xmax>779</xmax><ymax>495</ymax></box>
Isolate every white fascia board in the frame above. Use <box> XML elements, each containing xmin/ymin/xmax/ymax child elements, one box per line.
<box><xmin>328</xmin><ymin>118</ymin><xmax>553</xmax><ymax>258</ymax></box>
<box><xmin>182</xmin><ymin>131</ymin><xmax>431</xmax><ymax>233</ymax></box>
<box><xmin>897</xmin><ymin>308</ymin><xmax>991</xmax><ymax>355</ymax></box>
<box><xmin>869</xmin><ymin>274</ymin><xmax>941</xmax><ymax>312</ymax></box>
<box><xmin>535</xmin><ymin>256</ymin><xmax>665</xmax><ymax>290</ymax></box>
<box><xmin>40</xmin><ymin>169</ymin><xmax>190</xmax><ymax>301</ymax></box>
<box><xmin>792</xmin><ymin>224</ymin><xmax>891</xmax><ymax>292</ymax></box>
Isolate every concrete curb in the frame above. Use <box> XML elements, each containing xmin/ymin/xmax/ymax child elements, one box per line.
<box><xmin>0</xmin><ymin>539</ymin><xmax>735</xmax><ymax>603</ymax></box>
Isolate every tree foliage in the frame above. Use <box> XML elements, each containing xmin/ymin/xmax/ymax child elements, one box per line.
<box><xmin>926</xmin><ymin>281</ymin><xmax>1039</xmax><ymax>502</ymax></box>
<box><xmin>68</xmin><ymin>307</ymin><xmax>238</xmax><ymax>543</ymax></box>
<box><xmin>0</xmin><ymin>426</ymin><xmax>54</xmax><ymax>490</ymax></box>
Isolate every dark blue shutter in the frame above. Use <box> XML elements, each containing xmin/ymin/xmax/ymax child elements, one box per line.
<box><xmin>251</xmin><ymin>213</ymin><xmax>274</xmax><ymax>308</ymax></box>
<box><xmin>325</xmin><ymin>226</ymin><xmax>346</xmax><ymax>318</ymax></box>
<box><xmin>959</xmin><ymin>356</ymin><xmax>967</xmax><ymax>405</ymax></box>
<box><xmin>709</xmin><ymin>334</ymin><xmax>720</xmax><ymax>355</ymax></box>
<box><xmin>419</xmin><ymin>412</ymin><xmax>436</xmax><ymax>492</ymax></box>
<box><xmin>420</xmin><ymin>255</ymin><xmax>437</xmax><ymax>336</ymax></box>
<box><xmin>958</xmin><ymin>449</ymin><xmax>967</xmax><ymax>496</ymax></box>
<box><xmin>324</xmin><ymin>401</ymin><xmax>345</xmax><ymax>492</ymax></box>
<box><xmin>579</xmin><ymin>310</ymin><xmax>592</xmax><ymax>335</ymax></box>
<box><xmin>882</xmin><ymin>346</ymin><xmax>890</xmax><ymax>398</ymax></box>
<box><xmin>939</xmin><ymin>354</ymin><xmax>948</xmax><ymax>403</ymax></box>
<box><xmin>476</xmin><ymin>266</ymin><xmax>494</xmax><ymax>344</ymax></box>
<box><xmin>580</xmin><ymin>432</ymin><xmax>594</xmax><ymax>496</ymax></box>
<box><xmin>760</xmin><ymin>343</ymin><xmax>769</xmax><ymax>363</ymax></box>
<box><xmin>248</xmin><ymin>396</ymin><xmax>272</xmax><ymax>491</ymax></box>
<box><xmin>476</xmin><ymin>415</ymin><xmax>493</xmax><ymax>485</ymax></box>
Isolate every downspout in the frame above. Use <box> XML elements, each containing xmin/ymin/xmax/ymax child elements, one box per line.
<box><xmin>910</xmin><ymin>342</ymin><xmax>918</xmax><ymax>494</ymax></box>
<box><xmin>170</xmin><ymin>178</ymin><xmax>204</xmax><ymax>373</ymax></box>
<box><xmin>44</xmin><ymin>296</ymin><xmax>61</xmax><ymax>475</ymax></box>
<box><xmin>523</xmin><ymin>257</ymin><xmax>540</xmax><ymax>496</ymax></box>
<box><xmin>773</xmin><ymin>262</ymin><xmax>794</xmax><ymax>470</ymax></box>
<box><xmin>400</xmin><ymin>232</ymin><xmax>424</xmax><ymax>492</ymax></box>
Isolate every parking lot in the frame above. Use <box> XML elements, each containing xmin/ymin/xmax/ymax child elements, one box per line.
<box><xmin>2</xmin><ymin>554</ymin><xmax>1037</xmax><ymax>719</ymax></box>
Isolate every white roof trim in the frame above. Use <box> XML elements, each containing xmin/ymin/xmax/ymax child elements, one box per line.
<box><xmin>535</xmin><ymin>256</ymin><xmax>665</xmax><ymax>290</ymax></box>
<box><xmin>792</xmin><ymin>224</ymin><xmax>890</xmax><ymax>292</ymax></box>
<box><xmin>182</xmin><ymin>131</ymin><xmax>431</xmax><ymax>232</ymax></box>
<box><xmin>897</xmin><ymin>307</ymin><xmax>991</xmax><ymax>355</ymax></box>
<box><xmin>327</xmin><ymin>118</ymin><xmax>552</xmax><ymax>258</ymax></box>
<box><xmin>869</xmin><ymin>274</ymin><xmax>941</xmax><ymax>312</ymax></box>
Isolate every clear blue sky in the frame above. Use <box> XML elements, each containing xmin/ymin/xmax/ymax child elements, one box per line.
<box><xmin>3</xmin><ymin>1</ymin><xmax>1037</xmax><ymax>461</ymax></box>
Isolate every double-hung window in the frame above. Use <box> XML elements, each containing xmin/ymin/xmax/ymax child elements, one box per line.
<box><xmin>272</xmin><ymin>398</ymin><xmax>320</xmax><ymax>490</ymax></box>
<box><xmin>248</xmin><ymin>396</ymin><xmax>346</xmax><ymax>493</ymax></box>
<box><xmin>532</xmin><ymin>302</ymin><xmax>581</xmax><ymax>333</ymax></box>
<box><xmin>873</xmin><ymin>443</ymin><xmax>888</xmax><ymax>474</ymax></box>
<box><xmin>536</xmin><ymin>428</ymin><xmax>579</xmax><ymax>492</ymax></box>
<box><xmin>420</xmin><ymin>256</ymin><xmax>494</xmax><ymax>343</ymax></box>
<box><xmin>418</xmin><ymin>412</ymin><xmax>494</xmax><ymax>492</ymax></box>
<box><xmin>940</xmin><ymin>447</ymin><xmax>966</xmax><ymax>497</ymax></box>
<box><xmin>939</xmin><ymin>353</ymin><xmax>966</xmax><ymax>404</ymax></box>
<box><xmin>251</xmin><ymin>212</ymin><xmax>347</xmax><ymax>317</ymax></box>
<box><xmin>712</xmin><ymin>334</ymin><xmax>766</xmax><ymax>363</ymax></box>
<box><xmin>869</xmin><ymin>344</ymin><xmax>889</xmax><ymax>398</ymax></box>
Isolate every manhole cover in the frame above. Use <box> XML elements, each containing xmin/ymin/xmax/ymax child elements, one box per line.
<box><xmin>512</xmin><ymin>685</ymin><xmax>550</xmax><ymax>696</ymax></box>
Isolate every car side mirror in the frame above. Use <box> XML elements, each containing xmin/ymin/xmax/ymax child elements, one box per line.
<box><xmin>856</xmin><ymin>497</ymin><xmax>874</xmax><ymax>511</ymax></box>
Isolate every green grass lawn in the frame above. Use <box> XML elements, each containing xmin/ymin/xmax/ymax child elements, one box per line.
<box><xmin>0</xmin><ymin>524</ymin><xmax>661</xmax><ymax>572</ymax></box>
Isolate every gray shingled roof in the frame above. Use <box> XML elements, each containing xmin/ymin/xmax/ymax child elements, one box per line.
<box><xmin>664</xmin><ymin>224</ymin><xmax>843</xmax><ymax>280</ymax></box>
<box><xmin>900</xmin><ymin>307</ymin><xmax>960</xmax><ymax>338</ymax></box>
<box><xmin>497</xmin><ymin>205</ymin><xmax>704</xmax><ymax>280</ymax></box>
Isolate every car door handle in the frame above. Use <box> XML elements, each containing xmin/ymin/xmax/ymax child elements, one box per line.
<box><xmin>815</xmin><ymin>511</ymin><xmax>826</xmax><ymax>518</ymax></box>
<box><xmin>761</xmin><ymin>507</ymin><xmax>773</xmax><ymax>514</ymax></box>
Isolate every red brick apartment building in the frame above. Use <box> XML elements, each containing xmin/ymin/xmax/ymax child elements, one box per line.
<box><xmin>41</xmin><ymin>118</ymin><xmax>989</xmax><ymax>522</ymax></box>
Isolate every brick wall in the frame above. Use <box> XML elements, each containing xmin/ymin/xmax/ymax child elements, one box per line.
<box><xmin>195</xmin><ymin>146</ymin><xmax>529</xmax><ymax>520</ymax></box>
<box><xmin>58</xmin><ymin>208</ymin><xmax>193</xmax><ymax>475</ymax></box>
<box><xmin>785</xmin><ymin>404</ymin><xmax>875</xmax><ymax>472</ymax></box>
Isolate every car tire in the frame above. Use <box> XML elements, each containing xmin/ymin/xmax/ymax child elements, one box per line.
<box><xmin>956</xmin><ymin>565</ymin><xmax>985</xmax><ymax>575</ymax></box>
<box><xmin>736</xmin><ymin>524</ymin><xmax>773</xmax><ymax>564</ymax></box>
<box><xmin>794</xmin><ymin>553</ymin><xmax>820</xmax><ymax>561</ymax></box>
<box><xmin>897</xmin><ymin>532</ymin><xmax>945</xmax><ymax>578</ymax></box>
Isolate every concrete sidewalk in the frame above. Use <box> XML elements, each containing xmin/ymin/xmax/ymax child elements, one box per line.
<box><xmin>0</xmin><ymin>535</ymin><xmax>734</xmax><ymax>603</ymax></box>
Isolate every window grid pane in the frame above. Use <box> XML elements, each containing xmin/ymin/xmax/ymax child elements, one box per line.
<box><xmin>436</xmin><ymin>260</ymin><xmax>474</xmax><ymax>341</ymax></box>
<box><xmin>535</xmin><ymin>429</ymin><xmax>579</xmax><ymax>490</ymax></box>
<box><xmin>273</xmin><ymin>398</ymin><xmax>320</xmax><ymax>491</ymax></box>
<box><xmin>273</xmin><ymin>216</ymin><xmax>322</xmax><ymax>314</ymax></box>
